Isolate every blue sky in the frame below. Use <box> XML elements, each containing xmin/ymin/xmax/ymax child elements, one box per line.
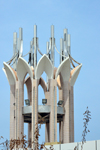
<box><xmin>0</xmin><ymin>0</ymin><xmax>100</xmax><ymax>145</ymax></box>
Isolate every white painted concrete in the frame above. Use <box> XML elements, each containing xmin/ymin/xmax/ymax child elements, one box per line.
<box><xmin>35</xmin><ymin>54</ymin><xmax>53</xmax><ymax>79</ymax></box>
<box><xmin>3</xmin><ymin>62</ymin><xmax>16</xmax><ymax>85</ymax></box>
<box><xmin>70</xmin><ymin>64</ymin><xmax>82</xmax><ymax>86</ymax></box>
<box><xmin>17</xmin><ymin>57</ymin><xmax>33</xmax><ymax>81</ymax></box>
<box><xmin>56</xmin><ymin>57</ymin><xmax>70</xmax><ymax>82</ymax></box>
<box><xmin>44</xmin><ymin>140</ymin><xmax>100</xmax><ymax>150</ymax></box>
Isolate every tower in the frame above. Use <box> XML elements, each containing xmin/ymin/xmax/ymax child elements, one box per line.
<box><xmin>3</xmin><ymin>25</ymin><xmax>82</xmax><ymax>149</ymax></box>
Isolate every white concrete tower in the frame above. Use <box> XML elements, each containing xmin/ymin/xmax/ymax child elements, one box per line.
<box><xmin>3</xmin><ymin>25</ymin><xmax>82</xmax><ymax>149</ymax></box>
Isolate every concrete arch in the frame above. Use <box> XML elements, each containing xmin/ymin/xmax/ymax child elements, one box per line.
<box><xmin>56</xmin><ymin>57</ymin><xmax>70</xmax><ymax>82</ymax></box>
<box><xmin>38</xmin><ymin>77</ymin><xmax>47</xmax><ymax>93</ymax></box>
<box><xmin>17</xmin><ymin>57</ymin><xmax>33</xmax><ymax>81</ymax></box>
<box><xmin>25</xmin><ymin>76</ymin><xmax>32</xmax><ymax>105</ymax></box>
<box><xmin>35</xmin><ymin>54</ymin><xmax>53</xmax><ymax>79</ymax></box>
<box><xmin>70</xmin><ymin>64</ymin><xmax>82</xmax><ymax>86</ymax></box>
<box><xmin>3</xmin><ymin>62</ymin><xmax>16</xmax><ymax>85</ymax></box>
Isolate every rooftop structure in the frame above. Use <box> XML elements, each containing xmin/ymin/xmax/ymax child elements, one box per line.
<box><xmin>3</xmin><ymin>25</ymin><xmax>82</xmax><ymax>149</ymax></box>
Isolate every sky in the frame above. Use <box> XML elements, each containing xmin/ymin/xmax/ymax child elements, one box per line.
<box><xmin>0</xmin><ymin>0</ymin><xmax>100</xmax><ymax>146</ymax></box>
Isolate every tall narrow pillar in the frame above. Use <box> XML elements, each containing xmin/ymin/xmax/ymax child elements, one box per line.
<box><xmin>49</xmin><ymin>79</ymin><xmax>57</xmax><ymax>142</ymax></box>
<box><xmin>15</xmin><ymin>81</ymin><xmax>18</xmax><ymax>140</ymax></box>
<box><xmin>45</xmin><ymin>91</ymin><xmax>50</xmax><ymax>143</ymax></box>
<box><xmin>70</xmin><ymin>86</ymin><xmax>74</xmax><ymax>142</ymax></box>
<box><xmin>62</xmin><ymin>81</ymin><xmax>70</xmax><ymax>143</ymax></box>
<box><xmin>32</xmin><ymin>79</ymin><xmax>38</xmax><ymax>149</ymax></box>
<box><xmin>59</xmin><ymin>121</ymin><xmax>63</xmax><ymax>143</ymax></box>
<box><xmin>45</xmin><ymin>122</ymin><xmax>49</xmax><ymax>143</ymax></box>
<box><xmin>25</xmin><ymin>77</ymin><xmax>32</xmax><ymax>144</ymax></box>
<box><xmin>28</xmin><ymin>123</ymin><xmax>31</xmax><ymax>146</ymax></box>
<box><xmin>17</xmin><ymin>80</ymin><xmax>24</xmax><ymax>139</ymax></box>
<box><xmin>10</xmin><ymin>84</ymin><xmax>15</xmax><ymax>140</ymax></box>
<box><xmin>62</xmin><ymin>81</ymin><xmax>74</xmax><ymax>143</ymax></box>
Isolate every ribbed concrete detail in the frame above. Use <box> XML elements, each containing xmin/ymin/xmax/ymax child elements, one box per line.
<box><xmin>70</xmin><ymin>86</ymin><xmax>74</xmax><ymax>142</ymax></box>
<box><xmin>49</xmin><ymin>79</ymin><xmax>57</xmax><ymax>143</ymax></box>
<box><xmin>15</xmin><ymin>83</ymin><xmax>18</xmax><ymax>140</ymax></box>
<box><xmin>32</xmin><ymin>79</ymin><xmax>38</xmax><ymax>149</ymax></box>
<box><xmin>62</xmin><ymin>81</ymin><xmax>70</xmax><ymax>143</ymax></box>
<box><xmin>10</xmin><ymin>84</ymin><xmax>15</xmax><ymax>140</ymax></box>
<box><xmin>17</xmin><ymin>80</ymin><xmax>24</xmax><ymax>139</ymax></box>
<box><xmin>62</xmin><ymin>82</ymin><xmax>74</xmax><ymax>143</ymax></box>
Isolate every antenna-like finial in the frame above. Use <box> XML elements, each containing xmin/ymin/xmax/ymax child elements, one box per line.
<box><xmin>34</xmin><ymin>25</ymin><xmax>37</xmax><ymax>70</ymax></box>
<box><xmin>13</xmin><ymin>32</ymin><xmax>17</xmax><ymax>70</ymax></box>
<box><xmin>51</xmin><ymin>25</ymin><xmax>55</xmax><ymax>66</ymax></box>
<box><xmin>19</xmin><ymin>28</ymin><xmax>23</xmax><ymax>57</ymax></box>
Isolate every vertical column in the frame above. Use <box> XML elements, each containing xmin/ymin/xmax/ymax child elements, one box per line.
<box><xmin>49</xmin><ymin>79</ymin><xmax>57</xmax><ymax>142</ymax></box>
<box><xmin>17</xmin><ymin>80</ymin><xmax>24</xmax><ymax>139</ymax></box>
<box><xmin>45</xmin><ymin>91</ymin><xmax>50</xmax><ymax>105</ymax></box>
<box><xmin>45</xmin><ymin>78</ymin><xmax>50</xmax><ymax>142</ymax></box>
<box><xmin>62</xmin><ymin>81</ymin><xmax>70</xmax><ymax>143</ymax></box>
<box><xmin>70</xmin><ymin>86</ymin><xmax>74</xmax><ymax>142</ymax></box>
<box><xmin>10</xmin><ymin>84</ymin><xmax>15</xmax><ymax>140</ymax></box>
<box><xmin>59</xmin><ymin>90</ymin><xmax>62</xmax><ymax>101</ymax></box>
<box><xmin>32</xmin><ymin>79</ymin><xmax>38</xmax><ymax>149</ymax></box>
<box><xmin>28</xmin><ymin>123</ymin><xmax>31</xmax><ymax>146</ymax></box>
<box><xmin>45</xmin><ymin>123</ymin><xmax>49</xmax><ymax>143</ymax></box>
<box><xmin>59</xmin><ymin>90</ymin><xmax>63</xmax><ymax>143</ymax></box>
<box><xmin>32</xmin><ymin>81</ymin><xmax>35</xmax><ymax>149</ymax></box>
<box><xmin>59</xmin><ymin>121</ymin><xmax>63</xmax><ymax>143</ymax></box>
<box><xmin>25</xmin><ymin>77</ymin><xmax>32</xmax><ymax>145</ymax></box>
<box><xmin>46</xmin><ymin>42</ymin><xmax>49</xmax><ymax>91</ymax></box>
<box><xmin>15</xmin><ymin>81</ymin><xmax>18</xmax><ymax>140</ymax></box>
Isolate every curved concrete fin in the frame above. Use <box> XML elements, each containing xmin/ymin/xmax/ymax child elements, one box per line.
<box><xmin>17</xmin><ymin>57</ymin><xmax>33</xmax><ymax>81</ymax></box>
<box><xmin>3</xmin><ymin>62</ymin><xmax>16</xmax><ymax>85</ymax></box>
<box><xmin>56</xmin><ymin>57</ymin><xmax>70</xmax><ymax>82</ymax></box>
<box><xmin>70</xmin><ymin>64</ymin><xmax>82</xmax><ymax>86</ymax></box>
<box><xmin>2</xmin><ymin>68</ymin><xmax>7</xmax><ymax>78</ymax></box>
<box><xmin>35</xmin><ymin>54</ymin><xmax>53</xmax><ymax>79</ymax></box>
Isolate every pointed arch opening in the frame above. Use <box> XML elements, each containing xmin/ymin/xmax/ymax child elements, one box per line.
<box><xmin>35</xmin><ymin>54</ymin><xmax>53</xmax><ymax>80</ymax></box>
